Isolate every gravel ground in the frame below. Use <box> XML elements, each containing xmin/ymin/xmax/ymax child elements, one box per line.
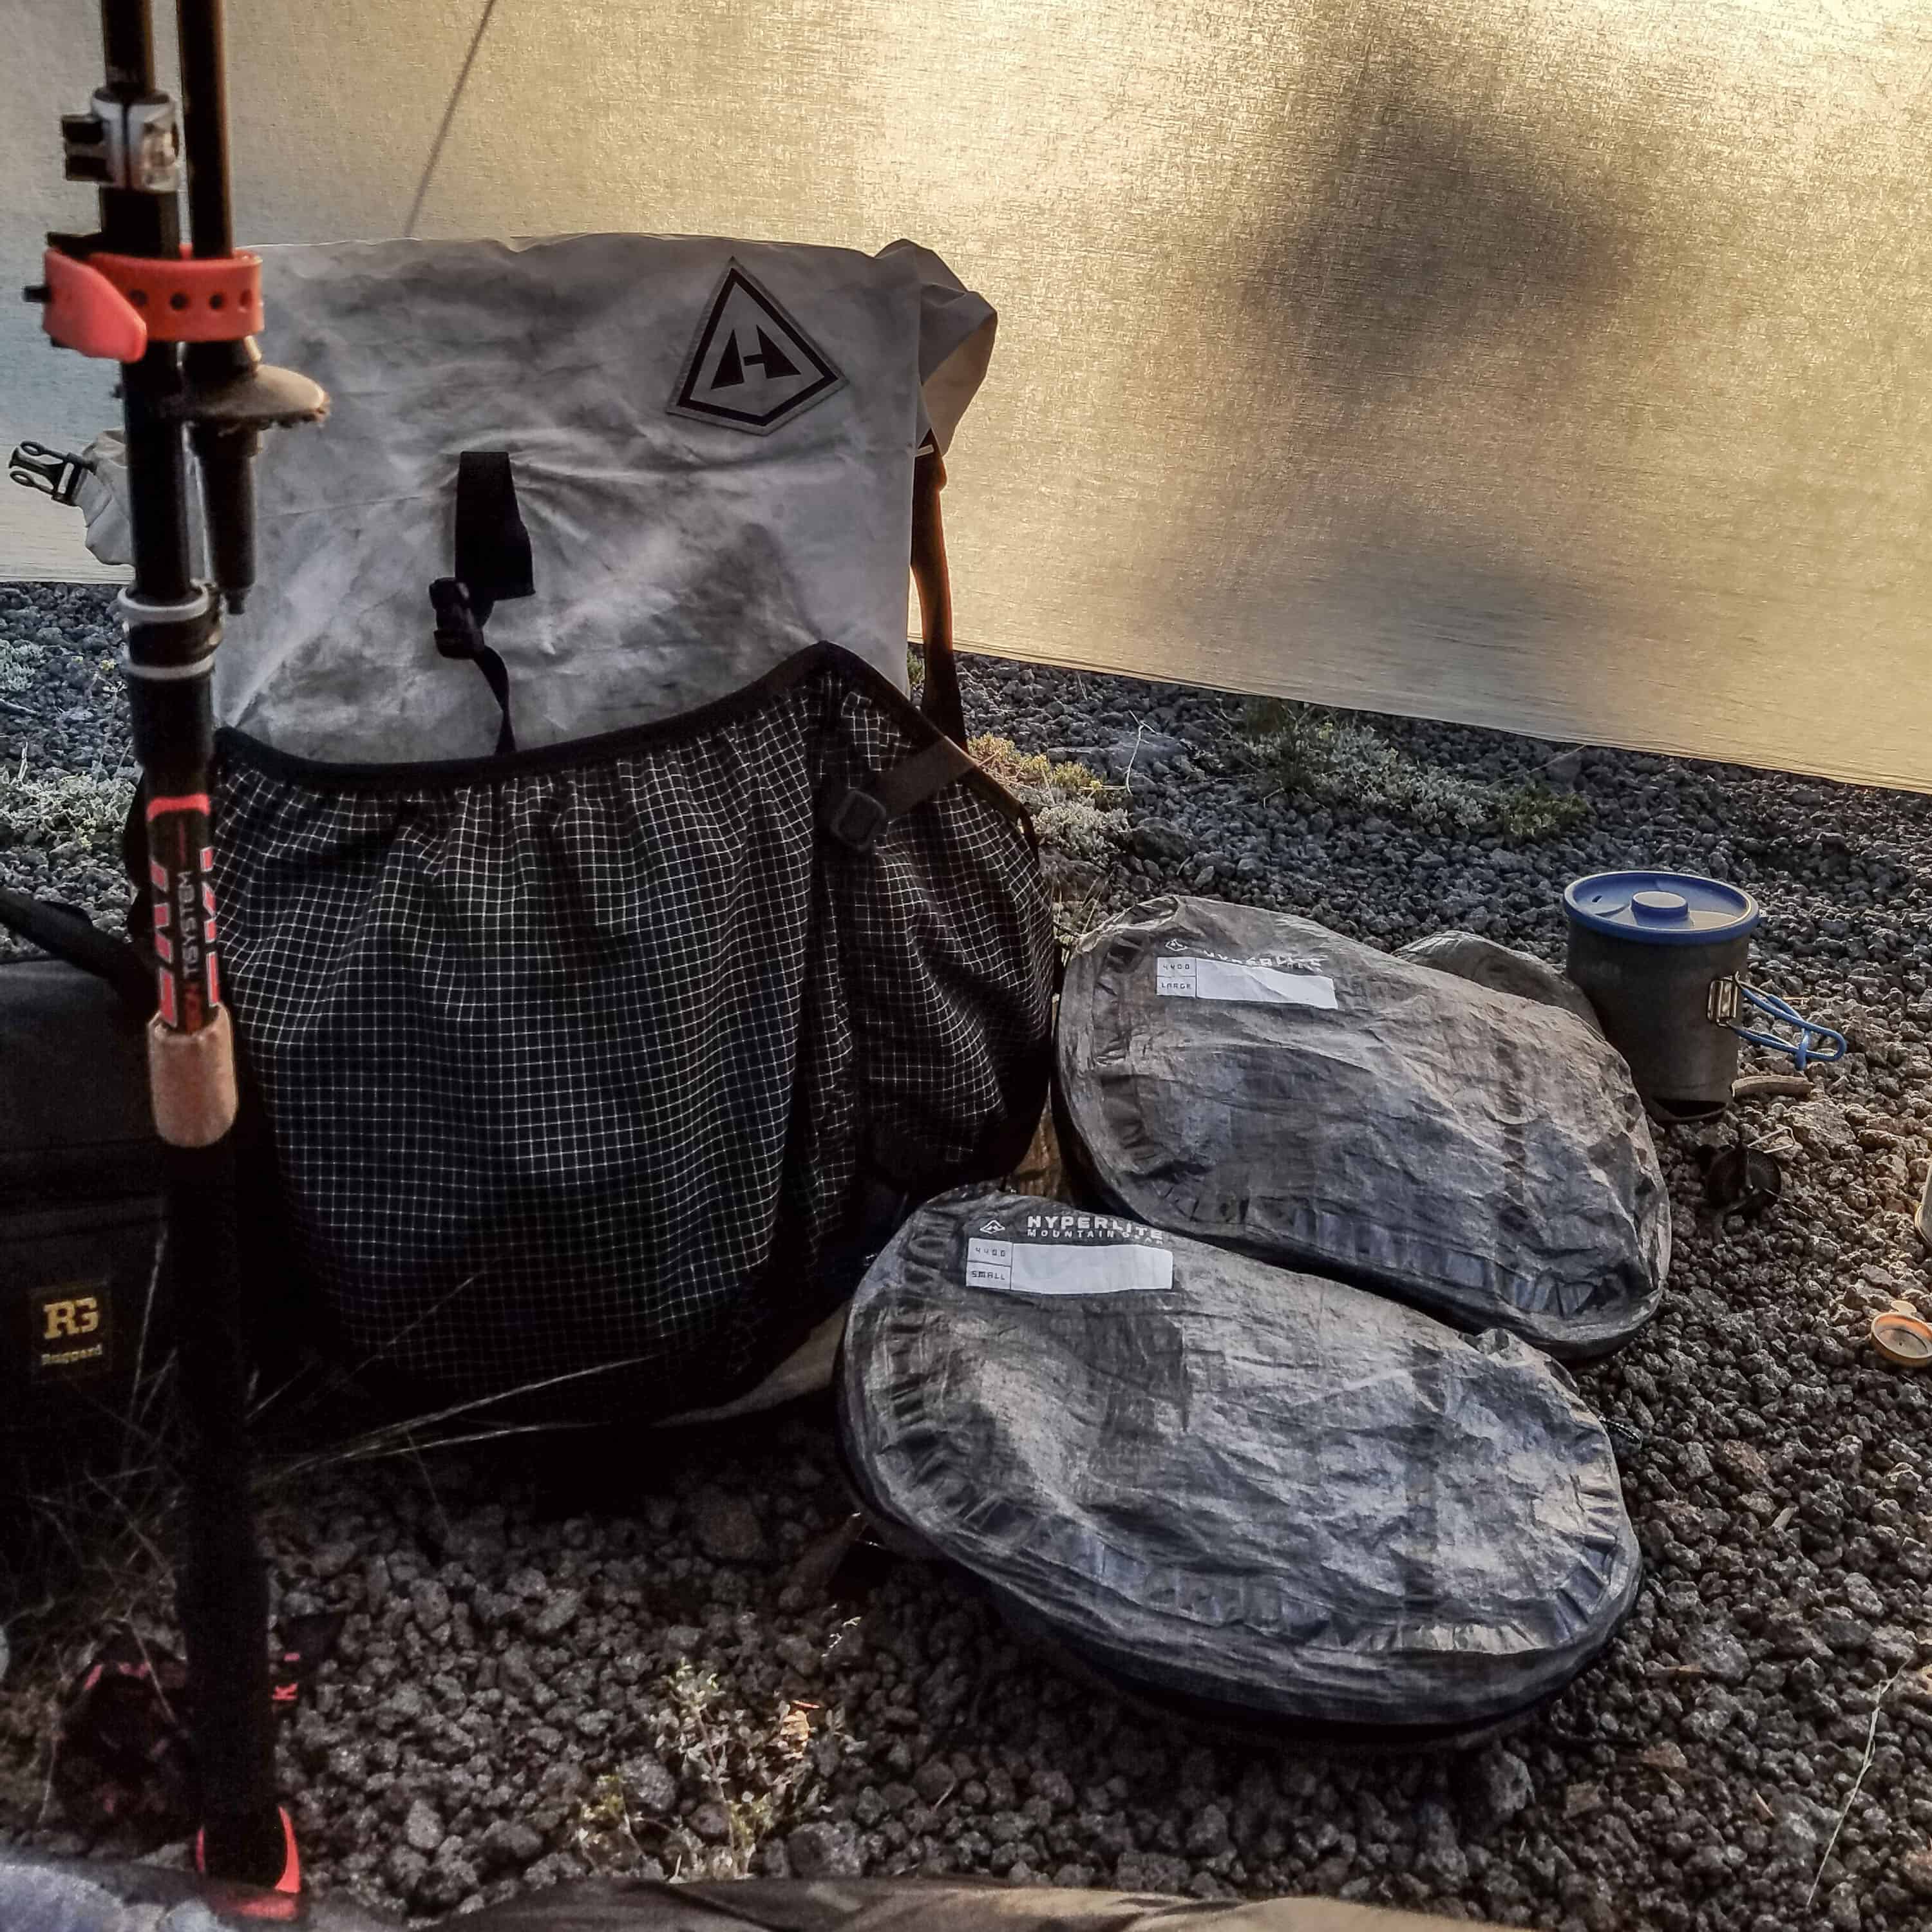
<box><xmin>8</xmin><ymin>580</ymin><xmax>1932</xmax><ymax>1931</ymax></box>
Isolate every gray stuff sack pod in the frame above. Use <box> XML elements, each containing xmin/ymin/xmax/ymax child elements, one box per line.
<box><xmin>838</xmin><ymin>1186</ymin><xmax>1642</xmax><ymax>1742</ymax></box>
<box><xmin>1397</xmin><ymin>929</ymin><xmax>1606</xmax><ymax>1037</ymax></box>
<box><xmin>1055</xmin><ymin>896</ymin><xmax>1669</xmax><ymax>1359</ymax></box>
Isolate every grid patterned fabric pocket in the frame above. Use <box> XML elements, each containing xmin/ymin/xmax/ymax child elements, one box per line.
<box><xmin>212</xmin><ymin>646</ymin><xmax>1056</xmax><ymax>1421</ymax></box>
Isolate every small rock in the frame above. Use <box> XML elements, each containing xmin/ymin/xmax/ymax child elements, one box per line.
<box><xmin>386</xmin><ymin>1845</ymin><xmax>428</xmax><ymax>1893</ymax></box>
<box><xmin>622</xmin><ymin>1756</ymin><xmax>679</xmax><ymax>1817</ymax></box>
<box><xmin>1130</xmin><ymin>820</ymin><xmax>1189</xmax><ymax>863</ymax></box>
<box><xmin>690</xmin><ymin>1488</ymin><xmax>768</xmax><ymax>1564</ymax></box>
<box><xmin>1183</xmin><ymin>1804</ymin><xmax>1230</xmax><ymax>1857</ymax></box>
<box><xmin>1471</xmin><ymin>1747</ymin><xmax>1534</xmax><ymax>1825</ymax></box>
<box><xmin>1768</xmin><ymin>1609</ymin><xmax>1832</xmax><ymax>1661</ymax></box>
<box><xmin>774</xmin><ymin>1633</ymin><xmax>820</xmax><ymax>1678</ymax></box>
<box><xmin>1564</xmin><ymin>1782</ymin><xmax>1603</xmax><ymax>1821</ymax></box>
<box><xmin>410</xmin><ymin>1576</ymin><xmax>453</xmax><ymax>1633</ymax></box>
<box><xmin>1116</xmin><ymin>1851</ymin><xmax>1190</xmax><ymax>1893</ymax></box>
<box><xmin>404</xmin><ymin>1798</ymin><xmax>446</xmax><ymax>1855</ymax></box>
<box><xmin>913</xmin><ymin>1759</ymin><xmax>955</xmax><ymax>1806</ymax></box>
<box><xmin>1683</xmin><ymin>1687</ymin><xmax>1741</xmax><ymax>1742</ymax></box>
<box><xmin>418</xmin><ymin>1852</ymin><xmax>480</xmax><ymax>1913</ymax></box>
<box><xmin>690</xmin><ymin>1800</ymin><xmax>734</xmax><ymax>1844</ymax></box>
<box><xmin>1872</xmin><ymin>1625</ymin><xmax>1918</xmax><ymax>1669</ymax></box>
<box><xmin>1898</xmin><ymin>1846</ymin><xmax>1932</xmax><ymax>1899</ymax></box>
<box><xmin>531</xmin><ymin>1588</ymin><xmax>583</xmax><ymax>1638</ymax></box>
<box><xmin>1843</xmin><ymin>1573</ymin><xmax>1888</xmax><ymax>1620</ymax></box>
<box><xmin>1686</xmin><ymin>1624</ymin><xmax>1752</xmax><ymax>1685</ymax></box>
<box><xmin>1771</xmin><ymin>1795</ymin><xmax>1828</xmax><ymax>1863</ymax></box>
<box><xmin>1107</xmin><ymin>731</ymin><xmax>1187</xmax><ymax>782</ymax></box>
<box><xmin>310</xmin><ymin>1540</ymin><xmax>359</xmax><ymax>1581</ymax></box>
<box><xmin>1713</xmin><ymin>1440</ymin><xmax>1770</xmax><ymax>1489</ymax></box>
<box><xmin>482</xmin><ymin>1819</ymin><xmax>545</xmax><ymax>1867</ymax></box>
<box><xmin>1817</xmin><ymin>1609</ymin><xmax>1871</xmax><ymax>1653</ymax></box>
<box><xmin>1416</xmin><ymin>1801</ymin><xmax>1468</xmax><ymax>1888</ymax></box>
<box><xmin>526</xmin><ymin>1851</ymin><xmax>592</xmax><ymax>1889</ymax></box>
<box><xmin>783</xmin><ymin>1515</ymin><xmax>866</xmax><ymax>1598</ymax></box>
<box><xmin>786</xmin><ymin>1821</ymin><xmax>864</xmax><ymax>1879</ymax></box>
<box><xmin>1033</xmin><ymin>1769</ymin><xmax>1075</xmax><ymax>1814</ymax></box>
<box><xmin>1790</xmin><ymin>1099</ymin><xmax>1858</xmax><ymax>1160</ymax></box>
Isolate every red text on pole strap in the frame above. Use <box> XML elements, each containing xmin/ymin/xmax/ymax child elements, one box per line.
<box><xmin>145</xmin><ymin>793</ymin><xmax>218</xmax><ymax>1034</ymax></box>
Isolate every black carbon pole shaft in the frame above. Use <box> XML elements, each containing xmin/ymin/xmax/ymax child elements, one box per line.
<box><xmin>99</xmin><ymin>0</ymin><xmax>191</xmax><ymax>603</ymax></box>
<box><xmin>97</xmin><ymin>0</ymin><xmax>286</xmax><ymax>1888</ymax></box>
<box><xmin>173</xmin><ymin>0</ymin><xmax>233</xmax><ymax>257</ymax></box>
<box><xmin>175</xmin><ymin>0</ymin><xmax>261</xmax><ymax>610</ymax></box>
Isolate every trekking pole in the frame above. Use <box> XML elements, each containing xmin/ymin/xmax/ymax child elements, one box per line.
<box><xmin>26</xmin><ymin>0</ymin><xmax>325</xmax><ymax>1893</ymax></box>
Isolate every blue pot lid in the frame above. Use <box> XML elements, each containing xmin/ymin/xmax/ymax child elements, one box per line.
<box><xmin>1563</xmin><ymin>870</ymin><xmax>1762</xmax><ymax>945</ymax></box>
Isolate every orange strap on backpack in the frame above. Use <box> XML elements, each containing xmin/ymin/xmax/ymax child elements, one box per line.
<box><xmin>911</xmin><ymin>442</ymin><xmax>965</xmax><ymax>745</ymax></box>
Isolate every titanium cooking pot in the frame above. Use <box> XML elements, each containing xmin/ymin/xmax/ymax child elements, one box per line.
<box><xmin>1562</xmin><ymin>870</ymin><xmax>1844</xmax><ymax>1123</ymax></box>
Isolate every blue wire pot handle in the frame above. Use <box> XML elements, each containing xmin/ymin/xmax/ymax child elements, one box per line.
<box><xmin>1709</xmin><ymin>978</ymin><xmax>1847</xmax><ymax>1071</ymax></box>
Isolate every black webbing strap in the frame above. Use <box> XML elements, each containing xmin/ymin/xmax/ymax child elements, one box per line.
<box><xmin>431</xmin><ymin>451</ymin><xmax>534</xmax><ymax>756</ymax></box>
<box><xmin>820</xmin><ymin>734</ymin><xmax>978</xmax><ymax>852</ymax></box>
<box><xmin>0</xmin><ymin>882</ymin><xmax>154</xmax><ymax>1014</ymax></box>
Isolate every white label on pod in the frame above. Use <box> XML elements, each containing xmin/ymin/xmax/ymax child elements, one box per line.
<box><xmin>964</xmin><ymin>1219</ymin><xmax>1174</xmax><ymax>1296</ymax></box>
<box><xmin>1156</xmin><ymin>956</ymin><xmax>1337</xmax><ymax>1008</ymax></box>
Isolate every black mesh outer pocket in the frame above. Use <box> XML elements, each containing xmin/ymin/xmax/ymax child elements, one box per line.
<box><xmin>212</xmin><ymin>645</ymin><xmax>1054</xmax><ymax>1421</ymax></box>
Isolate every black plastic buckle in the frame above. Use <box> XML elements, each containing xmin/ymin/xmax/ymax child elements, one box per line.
<box><xmin>430</xmin><ymin>577</ymin><xmax>484</xmax><ymax>661</ymax></box>
<box><xmin>8</xmin><ymin>440</ymin><xmax>91</xmax><ymax>505</ymax></box>
<box><xmin>824</xmin><ymin>784</ymin><xmax>890</xmax><ymax>853</ymax></box>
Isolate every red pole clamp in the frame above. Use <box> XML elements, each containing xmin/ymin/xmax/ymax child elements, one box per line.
<box><xmin>37</xmin><ymin>249</ymin><xmax>147</xmax><ymax>362</ymax></box>
<box><xmin>92</xmin><ymin>244</ymin><xmax>263</xmax><ymax>343</ymax></box>
<box><xmin>37</xmin><ymin>243</ymin><xmax>263</xmax><ymax>360</ymax></box>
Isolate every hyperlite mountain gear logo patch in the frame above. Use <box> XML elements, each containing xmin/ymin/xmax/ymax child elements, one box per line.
<box><xmin>669</xmin><ymin>261</ymin><xmax>846</xmax><ymax>433</ymax></box>
<box><xmin>1154</xmin><ymin>936</ymin><xmax>1336</xmax><ymax>1008</ymax></box>
<box><xmin>963</xmin><ymin>1209</ymin><xmax>1175</xmax><ymax>1297</ymax></box>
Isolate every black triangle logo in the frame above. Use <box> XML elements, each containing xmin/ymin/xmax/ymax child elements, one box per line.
<box><xmin>749</xmin><ymin>328</ymin><xmax>797</xmax><ymax>381</ymax></box>
<box><xmin>670</xmin><ymin>261</ymin><xmax>845</xmax><ymax>433</ymax></box>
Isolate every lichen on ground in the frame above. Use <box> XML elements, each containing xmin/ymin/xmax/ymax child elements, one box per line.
<box><xmin>0</xmin><ymin>757</ymin><xmax>130</xmax><ymax>855</ymax></box>
<box><xmin>1242</xmin><ymin>697</ymin><xmax>1589</xmax><ymax>844</ymax></box>
<box><xmin>969</xmin><ymin>735</ymin><xmax>1128</xmax><ymax>866</ymax></box>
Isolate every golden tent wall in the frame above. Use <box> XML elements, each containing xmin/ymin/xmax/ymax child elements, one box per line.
<box><xmin>3</xmin><ymin>0</ymin><xmax>1929</xmax><ymax>786</ymax></box>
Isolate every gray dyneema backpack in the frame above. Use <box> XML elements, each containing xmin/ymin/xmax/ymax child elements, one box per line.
<box><xmin>69</xmin><ymin>232</ymin><xmax>1058</xmax><ymax>1423</ymax></box>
